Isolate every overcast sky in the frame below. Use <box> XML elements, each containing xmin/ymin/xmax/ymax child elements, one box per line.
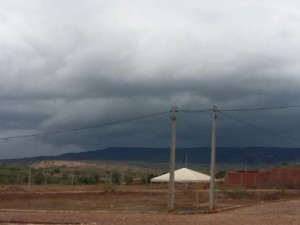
<box><xmin>1</xmin><ymin>0</ymin><xmax>300</xmax><ymax>159</ymax></box>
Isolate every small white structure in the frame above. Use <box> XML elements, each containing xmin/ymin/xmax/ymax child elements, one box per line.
<box><xmin>150</xmin><ymin>168</ymin><xmax>211</xmax><ymax>209</ymax></box>
<box><xmin>151</xmin><ymin>167</ymin><xmax>211</xmax><ymax>183</ymax></box>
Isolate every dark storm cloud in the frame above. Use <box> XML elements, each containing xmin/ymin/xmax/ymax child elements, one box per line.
<box><xmin>1</xmin><ymin>0</ymin><xmax>300</xmax><ymax>158</ymax></box>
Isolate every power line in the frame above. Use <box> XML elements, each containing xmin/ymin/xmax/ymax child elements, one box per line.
<box><xmin>2</xmin><ymin>104</ymin><xmax>300</xmax><ymax>141</ymax></box>
<box><xmin>220</xmin><ymin>105</ymin><xmax>300</xmax><ymax>112</ymax></box>
<box><xmin>179</xmin><ymin>109</ymin><xmax>211</xmax><ymax>113</ymax></box>
<box><xmin>0</xmin><ymin>111</ymin><xmax>170</xmax><ymax>141</ymax></box>
<box><xmin>218</xmin><ymin>110</ymin><xmax>300</xmax><ymax>143</ymax></box>
<box><xmin>178</xmin><ymin>105</ymin><xmax>300</xmax><ymax>113</ymax></box>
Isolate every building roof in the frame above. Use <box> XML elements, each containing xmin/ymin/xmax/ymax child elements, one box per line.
<box><xmin>151</xmin><ymin>167</ymin><xmax>211</xmax><ymax>183</ymax></box>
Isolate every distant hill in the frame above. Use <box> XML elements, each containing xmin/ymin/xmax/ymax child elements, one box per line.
<box><xmin>2</xmin><ymin>147</ymin><xmax>300</xmax><ymax>165</ymax></box>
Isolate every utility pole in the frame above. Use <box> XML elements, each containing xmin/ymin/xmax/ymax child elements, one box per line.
<box><xmin>121</xmin><ymin>172</ymin><xmax>124</xmax><ymax>190</ymax></box>
<box><xmin>71</xmin><ymin>168</ymin><xmax>74</xmax><ymax>187</ymax></box>
<box><xmin>45</xmin><ymin>167</ymin><xmax>48</xmax><ymax>186</ymax></box>
<box><xmin>185</xmin><ymin>152</ymin><xmax>188</xmax><ymax>168</ymax></box>
<box><xmin>185</xmin><ymin>152</ymin><xmax>188</xmax><ymax>190</ymax></box>
<box><xmin>168</xmin><ymin>106</ymin><xmax>177</xmax><ymax>212</ymax></box>
<box><xmin>28</xmin><ymin>165</ymin><xmax>32</xmax><ymax>191</ymax></box>
<box><xmin>209</xmin><ymin>105</ymin><xmax>218</xmax><ymax>211</ymax></box>
<box><xmin>110</xmin><ymin>171</ymin><xmax>112</xmax><ymax>185</ymax></box>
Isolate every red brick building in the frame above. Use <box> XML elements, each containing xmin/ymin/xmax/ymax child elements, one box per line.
<box><xmin>268</xmin><ymin>167</ymin><xmax>300</xmax><ymax>188</ymax></box>
<box><xmin>225</xmin><ymin>170</ymin><xmax>269</xmax><ymax>188</ymax></box>
<box><xmin>225</xmin><ymin>166</ymin><xmax>300</xmax><ymax>188</ymax></box>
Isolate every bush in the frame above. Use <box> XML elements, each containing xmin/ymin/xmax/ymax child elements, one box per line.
<box><xmin>52</xmin><ymin>168</ymin><xmax>60</xmax><ymax>174</ymax></box>
<box><xmin>111</xmin><ymin>172</ymin><xmax>121</xmax><ymax>184</ymax></box>
<box><xmin>103</xmin><ymin>184</ymin><xmax>116</xmax><ymax>192</ymax></box>
<box><xmin>34</xmin><ymin>172</ymin><xmax>45</xmax><ymax>185</ymax></box>
<box><xmin>77</xmin><ymin>174</ymin><xmax>99</xmax><ymax>185</ymax></box>
<box><xmin>222</xmin><ymin>187</ymin><xmax>250</xmax><ymax>199</ymax></box>
<box><xmin>215</xmin><ymin>171</ymin><xmax>225</xmax><ymax>178</ymax></box>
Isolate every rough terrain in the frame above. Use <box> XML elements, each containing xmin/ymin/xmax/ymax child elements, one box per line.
<box><xmin>0</xmin><ymin>199</ymin><xmax>299</xmax><ymax>225</ymax></box>
<box><xmin>0</xmin><ymin>185</ymin><xmax>299</xmax><ymax>225</ymax></box>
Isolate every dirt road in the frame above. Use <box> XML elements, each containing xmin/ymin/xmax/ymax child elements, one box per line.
<box><xmin>0</xmin><ymin>199</ymin><xmax>299</xmax><ymax>225</ymax></box>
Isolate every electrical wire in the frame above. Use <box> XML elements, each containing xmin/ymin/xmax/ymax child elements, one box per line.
<box><xmin>1</xmin><ymin>104</ymin><xmax>300</xmax><ymax>141</ymax></box>
<box><xmin>220</xmin><ymin>105</ymin><xmax>300</xmax><ymax>112</ymax></box>
<box><xmin>179</xmin><ymin>109</ymin><xmax>211</xmax><ymax>113</ymax></box>
<box><xmin>218</xmin><ymin>110</ymin><xmax>300</xmax><ymax>143</ymax></box>
<box><xmin>0</xmin><ymin>111</ymin><xmax>170</xmax><ymax>141</ymax></box>
<box><xmin>179</xmin><ymin>105</ymin><xmax>300</xmax><ymax>113</ymax></box>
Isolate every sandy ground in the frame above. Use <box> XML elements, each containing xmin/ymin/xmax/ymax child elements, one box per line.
<box><xmin>0</xmin><ymin>185</ymin><xmax>299</xmax><ymax>225</ymax></box>
<box><xmin>0</xmin><ymin>199</ymin><xmax>299</xmax><ymax>225</ymax></box>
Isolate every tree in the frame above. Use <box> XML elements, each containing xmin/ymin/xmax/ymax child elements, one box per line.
<box><xmin>215</xmin><ymin>171</ymin><xmax>225</xmax><ymax>179</ymax></box>
<box><xmin>112</xmin><ymin>172</ymin><xmax>121</xmax><ymax>184</ymax></box>
<box><xmin>34</xmin><ymin>172</ymin><xmax>45</xmax><ymax>185</ymax></box>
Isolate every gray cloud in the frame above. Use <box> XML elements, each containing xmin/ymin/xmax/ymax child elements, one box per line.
<box><xmin>1</xmin><ymin>0</ymin><xmax>300</xmax><ymax>159</ymax></box>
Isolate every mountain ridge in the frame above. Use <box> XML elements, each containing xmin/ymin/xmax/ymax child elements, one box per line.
<box><xmin>1</xmin><ymin>146</ymin><xmax>300</xmax><ymax>165</ymax></box>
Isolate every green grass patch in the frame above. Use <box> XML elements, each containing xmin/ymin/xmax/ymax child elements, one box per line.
<box><xmin>221</xmin><ymin>187</ymin><xmax>250</xmax><ymax>199</ymax></box>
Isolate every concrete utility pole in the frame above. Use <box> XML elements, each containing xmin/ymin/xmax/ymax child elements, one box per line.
<box><xmin>71</xmin><ymin>168</ymin><xmax>74</xmax><ymax>187</ymax></box>
<box><xmin>185</xmin><ymin>152</ymin><xmax>188</xmax><ymax>168</ymax></box>
<box><xmin>185</xmin><ymin>152</ymin><xmax>188</xmax><ymax>191</ymax></box>
<box><xmin>168</xmin><ymin>106</ymin><xmax>177</xmax><ymax>212</ymax></box>
<box><xmin>209</xmin><ymin>105</ymin><xmax>218</xmax><ymax>211</ymax></box>
<box><xmin>45</xmin><ymin>167</ymin><xmax>48</xmax><ymax>186</ymax></box>
<box><xmin>110</xmin><ymin>171</ymin><xmax>112</xmax><ymax>185</ymax></box>
<box><xmin>28</xmin><ymin>165</ymin><xmax>32</xmax><ymax>191</ymax></box>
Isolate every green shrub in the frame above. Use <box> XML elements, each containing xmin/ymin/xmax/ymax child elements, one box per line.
<box><xmin>34</xmin><ymin>172</ymin><xmax>45</xmax><ymax>185</ymax></box>
<box><xmin>111</xmin><ymin>172</ymin><xmax>121</xmax><ymax>184</ymax></box>
<box><xmin>222</xmin><ymin>187</ymin><xmax>249</xmax><ymax>199</ymax></box>
<box><xmin>103</xmin><ymin>184</ymin><xmax>116</xmax><ymax>192</ymax></box>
